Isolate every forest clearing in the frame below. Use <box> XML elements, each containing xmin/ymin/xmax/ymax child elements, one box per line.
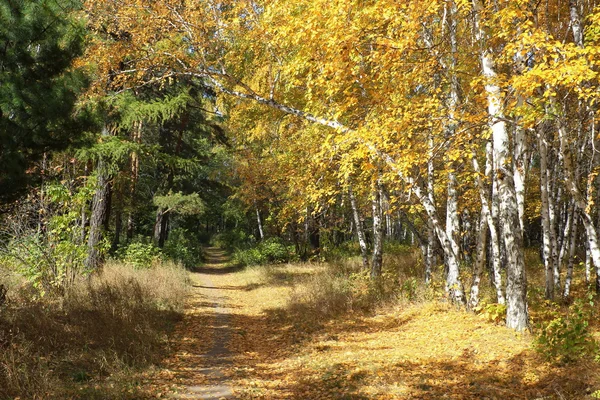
<box><xmin>4</xmin><ymin>0</ymin><xmax>600</xmax><ymax>398</ymax></box>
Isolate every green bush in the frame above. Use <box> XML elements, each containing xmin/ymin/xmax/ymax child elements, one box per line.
<box><xmin>211</xmin><ymin>229</ymin><xmax>254</xmax><ymax>250</ymax></box>
<box><xmin>1</xmin><ymin>226</ymin><xmax>89</xmax><ymax>296</ymax></box>
<box><xmin>232</xmin><ymin>238</ymin><xmax>293</xmax><ymax>266</ymax></box>
<box><xmin>116</xmin><ymin>241</ymin><xmax>162</xmax><ymax>269</ymax></box>
<box><xmin>534</xmin><ymin>294</ymin><xmax>597</xmax><ymax>363</ymax></box>
<box><xmin>163</xmin><ymin>228</ymin><xmax>203</xmax><ymax>268</ymax></box>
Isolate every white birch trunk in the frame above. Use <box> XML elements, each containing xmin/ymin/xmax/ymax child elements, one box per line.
<box><xmin>349</xmin><ymin>184</ymin><xmax>369</xmax><ymax>270</ymax></box>
<box><xmin>474</xmin><ymin>0</ymin><xmax>528</xmax><ymax>330</ymax></box>
<box><xmin>445</xmin><ymin>0</ymin><xmax>461</xmax><ymax>265</ymax></box>
<box><xmin>371</xmin><ymin>182</ymin><xmax>384</xmax><ymax>277</ymax></box>
<box><xmin>473</xmin><ymin>151</ymin><xmax>505</xmax><ymax>304</ymax></box>
<box><xmin>255</xmin><ymin>201</ymin><xmax>264</xmax><ymax>240</ymax></box>
<box><xmin>538</xmin><ymin>128</ymin><xmax>555</xmax><ymax>299</ymax></box>
<box><xmin>469</xmin><ymin>208</ymin><xmax>487</xmax><ymax>309</ymax></box>
<box><xmin>564</xmin><ymin>210</ymin><xmax>578</xmax><ymax>298</ymax></box>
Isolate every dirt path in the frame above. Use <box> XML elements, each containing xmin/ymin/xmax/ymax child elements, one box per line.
<box><xmin>165</xmin><ymin>247</ymin><xmax>237</xmax><ymax>399</ymax></box>
<box><xmin>142</xmin><ymin>252</ymin><xmax>593</xmax><ymax>399</ymax></box>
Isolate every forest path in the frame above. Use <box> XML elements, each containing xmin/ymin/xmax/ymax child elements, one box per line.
<box><xmin>141</xmin><ymin>253</ymin><xmax>597</xmax><ymax>399</ymax></box>
<box><xmin>163</xmin><ymin>247</ymin><xmax>238</xmax><ymax>399</ymax></box>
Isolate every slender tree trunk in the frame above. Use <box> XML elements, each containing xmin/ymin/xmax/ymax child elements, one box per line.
<box><xmin>472</xmin><ymin>151</ymin><xmax>505</xmax><ymax>304</ymax></box>
<box><xmin>425</xmin><ymin>134</ymin><xmax>437</xmax><ymax>284</ymax></box>
<box><xmin>470</xmin><ymin>208</ymin><xmax>488</xmax><ymax>309</ymax></box>
<box><xmin>371</xmin><ymin>181</ymin><xmax>384</xmax><ymax>277</ymax></box>
<box><xmin>349</xmin><ymin>184</ymin><xmax>369</xmax><ymax>270</ymax></box>
<box><xmin>80</xmin><ymin>161</ymin><xmax>91</xmax><ymax>244</ymax></box>
<box><xmin>564</xmin><ymin>211</ymin><xmax>579</xmax><ymax>298</ymax></box>
<box><xmin>154</xmin><ymin>208</ymin><xmax>166</xmax><ymax>248</ymax></box>
<box><xmin>445</xmin><ymin>0</ymin><xmax>461</xmax><ymax>266</ymax></box>
<box><xmin>255</xmin><ymin>200</ymin><xmax>264</xmax><ymax>240</ymax></box>
<box><xmin>538</xmin><ymin>126</ymin><xmax>555</xmax><ymax>300</ymax></box>
<box><xmin>487</xmin><ymin>142</ymin><xmax>504</xmax><ymax>304</ymax></box>
<box><xmin>446</xmin><ymin>172</ymin><xmax>460</xmax><ymax>264</ymax></box>
<box><xmin>85</xmin><ymin>126</ymin><xmax>112</xmax><ymax>271</ymax></box>
<box><xmin>126</xmin><ymin>121</ymin><xmax>142</xmax><ymax>241</ymax></box>
<box><xmin>549</xmin><ymin>163</ymin><xmax>561</xmax><ymax>293</ymax></box>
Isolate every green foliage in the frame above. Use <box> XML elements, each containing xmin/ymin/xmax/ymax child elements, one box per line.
<box><xmin>232</xmin><ymin>238</ymin><xmax>294</xmax><ymax>266</ymax></box>
<box><xmin>116</xmin><ymin>241</ymin><xmax>163</xmax><ymax>269</ymax></box>
<box><xmin>153</xmin><ymin>192</ymin><xmax>205</xmax><ymax>216</ymax></box>
<box><xmin>0</xmin><ymin>0</ymin><xmax>89</xmax><ymax>199</ymax></box>
<box><xmin>162</xmin><ymin>228</ymin><xmax>204</xmax><ymax>268</ymax></box>
<box><xmin>534</xmin><ymin>294</ymin><xmax>597</xmax><ymax>363</ymax></box>
<box><xmin>211</xmin><ymin>230</ymin><xmax>255</xmax><ymax>250</ymax></box>
<box><xmin>0</xmin><ymin>183</ymin><xmax>93</xmax><ymax>295</ymax></box>
<box><xmin>109</xmin><ymin>89</ymin><xmax>194</xmax><ymax>130</ymax></box>
<box><xmin>322</xmin><ymin>241</ymin><xmax>361</xmax><ymax>262</ymax></box>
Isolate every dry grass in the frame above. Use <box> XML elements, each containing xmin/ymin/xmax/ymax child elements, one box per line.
<box><xmin>0</xmin><ymin>260</ymin><xmax>188</xmax><ymax>399</ymax></box>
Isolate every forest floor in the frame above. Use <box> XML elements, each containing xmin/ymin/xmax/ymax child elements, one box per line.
<box><xmin>141</xmin><ymin>249</ymin><xmax>600</xmax><ymax>400</ymax></box>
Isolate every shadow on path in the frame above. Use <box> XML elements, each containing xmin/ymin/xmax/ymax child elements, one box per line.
<box><xmin>166</xmin><ymin>247</ymin><xmax>236</xmax><ymax>399</ymax></box>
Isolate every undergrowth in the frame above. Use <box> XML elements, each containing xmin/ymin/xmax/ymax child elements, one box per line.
<box><xmin>0</xmin><ymin>260</ymin><xmax>188</xmax><ymax>399</ymax></box>
<box><xmin>285</xmin><ymin>250</ymin><xmax>423</xmax><ymax>324</ymax></box>
<box><xmin>232</xmin><ymin>237</ymin><xmax>296</xmax><ymax>266</ymax></box>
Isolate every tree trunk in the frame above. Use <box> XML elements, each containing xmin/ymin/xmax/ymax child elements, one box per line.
<box><xmin>469</xmin><ymin>208</ymin><xmax>488</xmax><ymax>309</ymax></box>
<box><xmin>85</xmin><ymin>126</ymin><xmax>112</xmax><ymax>271</ymax></box>
<box><xmin>154</xmin><ymin>207</ymin><xmax>169</xmax><ymax>248</ymax></box>
<box><xmin>538</xmin><ymin>126</ymin><xmax>555</xmax><ymax>300</ymax></box>
<box><xmin>564</xmin><ymin>210</ymin><xmax>578</xmax><ymax>298</ymax></box>
<box><xmin>474</xmin><ymin>0</ymin><xmax>528</xmax><ymax>330</ymax></box>
<box><xmin>126</xmin><ymin>121</ymin><xmax>142</xmax><ymax>241</ymax></box>
<box><xmin>472</xmin><ymin>149</ymin><xmax>505</xmax><ymax>304</ymax></box>
<box><xmin>371</xmin><ymin>182</ymin><xmax>384</xmax><ymax>278</ymax></box>
<box><xmin>255</xmin><ymin>201</ymin><xmax>264</xmax><ymax>240</ymax></box>
<box><xmin>349</xmin><ymin>184</ymin><xmax>369</xmax><ymax>270</ymax></box>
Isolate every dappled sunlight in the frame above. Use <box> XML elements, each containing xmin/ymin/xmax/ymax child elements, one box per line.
<box><xmin>138</xmin><ymin>253</ymin><xmax>600</xmax><ymax>399</ymax></box>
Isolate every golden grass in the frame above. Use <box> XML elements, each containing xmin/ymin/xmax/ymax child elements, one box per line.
<box><xmin>191</xmin><ymin>256</ymin><xmax>600</xmax><ymax>400</ymax></box>
<box><xmin>0</xmin><ymin>260</ymin><xmax>188</xmax><ymax>399</ymax></box>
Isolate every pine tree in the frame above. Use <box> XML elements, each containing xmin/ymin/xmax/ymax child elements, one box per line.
<box><xmin>0</xmin><ymin>0</ymin><xmax>88</xmax><ymax>200</ymax></box>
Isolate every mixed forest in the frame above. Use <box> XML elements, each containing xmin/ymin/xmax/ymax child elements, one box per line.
<box><xmin>3</xmin><ymin>0</ymin><xmax>600</xmax><ymax>398</ymax></box>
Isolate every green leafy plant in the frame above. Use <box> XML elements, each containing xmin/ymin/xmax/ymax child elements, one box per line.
<box><xmin>232</xmin><ymin>238</ymin><xmax>292</xmax><ymax>266</ymax></box>
<box><xmin>163</xmin><ymin>228</ymin><xmax>203</xmax><ymax>268</ymax></box>
<box><xmin>0</xmin><ymin>183</ymin><xmax>93</xmax><ymax>295</ymax></box>
<box><xmin>117</xmin><ymin>241</ymin><xmax>162</xmax><ymax>269</ymax></box>
<box><xmin>534</xmin><ymin>294</ymin><xmax>597</xmax><ymax>363</ymax></box>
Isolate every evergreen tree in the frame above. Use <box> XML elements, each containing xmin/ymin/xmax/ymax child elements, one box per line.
<box><xmin>0</xmin><ymin>0</ymin><xmax>87</xmax><ymax>200</ymax></box>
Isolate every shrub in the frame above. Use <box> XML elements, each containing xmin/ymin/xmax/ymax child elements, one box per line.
<box><xmin>0</xmin><ymin>183</ymin><xmax>95</xmax><ymax>296</ymax></box>
<box><xmin>232</xmin><ymin>237</ymin><xmax>293</xmax><ymax>266</ymax></box>
<box><xmin>534</xmin><ymin>294</ymin><xmax>597</xmax><ymax>363</ymax></box>
<box><xmin>211</xmin><ymin>230</ymin><xmax>254</xmax><ymax>250</ymax></box>
<box><xmin>116</xmin><ymin>240</ymin><xmax>162</xmax><ymax>269</ymax></box>
<box><xmin>163</xmin><ymin>228</ymin><xmax>203</xmax><ymax>268</ymax></box>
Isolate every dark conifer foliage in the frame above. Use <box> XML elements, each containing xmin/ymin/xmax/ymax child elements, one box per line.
<box><xmin>0</xmin><ymin>0</ymin><xmax>88</xmax><ymax>199</ymax></box>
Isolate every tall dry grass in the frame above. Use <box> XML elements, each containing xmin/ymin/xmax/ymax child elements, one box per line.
<box><xmin>286</xmin><ymin>249</ymin><xmax>423</xmax><ymax>324</ymax></box>
<box><xmin>0</xmin><ymin>260</ymin><xmax>188</xmax><ymax>399</ymax></box>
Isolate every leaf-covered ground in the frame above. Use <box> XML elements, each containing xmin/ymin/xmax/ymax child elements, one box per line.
<box><xmin>141</xmin><ymin>251</ymin><xmax>600</xmax><ymax>399</ymax></box>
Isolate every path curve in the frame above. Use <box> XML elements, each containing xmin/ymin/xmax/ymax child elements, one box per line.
<box><xmin>169</xmin><ymin>248</ymin><xmax>236</xmax><ymax>400</ymax></box>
